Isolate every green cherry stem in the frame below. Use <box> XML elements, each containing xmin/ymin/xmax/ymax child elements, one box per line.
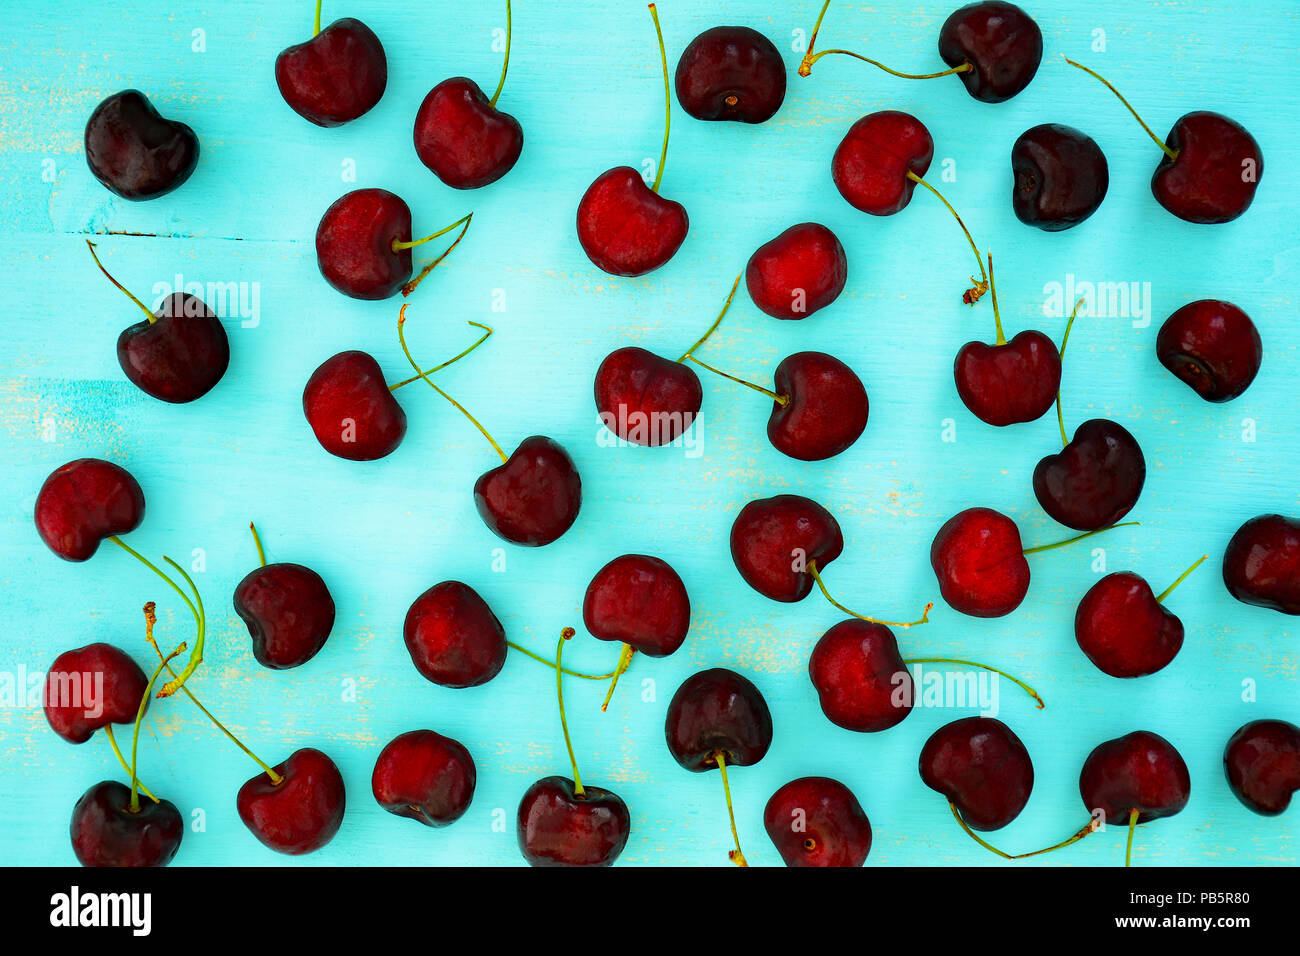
<box><xmin>1155</xmin><ymin>555</ymin><xmax>1208</xmax><ymax>603</ymax></box>
<box><xmin>390</xmin><ymin>317</ymin><xmax>494</xmax><ymax>391</ymax></box>
<box><xmin>505</xmin><ymin>639</ymin><xmax>619</xmax><ymax>681</ymax></box>
<box><xmin>312</xmin><ymin>0</ymin><xmax>322</xmax><ymax>37</ymax></box>
<box><xmin>1125</xmin><ymin>807</ymin><xmax>1140</xmax><ymax>867</ymax></box>
<box><xmin>648</xmin><ymin>4</ymin><xmax>671</xmax><ymax>194</ymax></box>
<box><xmin>104</xmin><ymin>725</ymin><xmax>157</xmax><ymax>803</ymax></box>
<box><xmin>392</xmin><ymin>213</ymin><xmax>473</xmax><ymax>252</ymax></box>
<box><xmin>947</xmin><ymin>802</ymin><xmax>1013</xmax><ymax>859</ymax></box>
<box><xmin>904</xmin><ymin>173</ymin><xmax>988</xmax><ymax>304</ymax></box>
<box><xmin>987</xmin><ymin>253</ymin><xmax>1006</xmax><ymax>345</ymax></box>
<box><xmin>1062</xmin><ymin>57</ymin><xmax>1178</xmax><ymax>162</ymax></box>
<box><xmin>249</xmin><ymin>522</ymin><xmax>267</xmax><ymax>568</ymax></box>
<box><xmin>677</xmin><ymin>274</ymin><xmax>742</xmax><ymax>363</ymax></box>
<box><xmin>807</xmin><ymin>559</ymin><xmax>932</xmax><ymax>628</ymax></box>
<box><xmin>108</xmin><ymin>536</ymin><xmax>204</xmax><ymax>696</ymax></box>
<box><xmin>1022</xmin><ymin>521</ymin><xmax>1140</xmax><ymax>555</ymax></box>
<box><xmin>902</xmin><ymin>658</ymin><xmax>1044</xmax><ymax>709</ymax></box>
<box><xmin>1054</xmin><ymin>295</ymin><xmax>1087</xmax><ymax>448</ymax></box>
<box><xmin>129</xmin><ymin>636</ymin><xmax>186</xmax><ymax>813</ymax></box>
<box><xmin>555</xmin><ymin>627</ymin><xmax>585</xmax><ymax>798</ymax></box>
<box><xmin>600</xmin><ymin>644</ymin><xmax>636</xmax><ymax>712</ymax></box>
<box><xmin>490</xmin><ymin>0</ymin><xmax>512</xmax><ymax>108</ymax></box>
<box><xmin>401</xmin><ymin>213</ymin><xmax>474</xmax><ymax>297</ymax></box>
<box><xmin>687</xmin><ymin>355</ymin><xmax>788</xmax><ymax>405</ymax></box>
<box><xmin>86</xmin><ymin>240</ymin><xmax>155</xmax><ymax>324</ymax></box>
<box><xmin>950</xmin><ymin>801</ymin><xmax>1098</xmax><ymax>861</ymax></box>
<box><xmin>798</xmin><ymin>0</ymin><xmax>972</xmax><ymax>80</ymax></box>
<box><xmin>715</xmin><ymin>750</ymin><xmax>748</xmax><ymax>867</ymax></box>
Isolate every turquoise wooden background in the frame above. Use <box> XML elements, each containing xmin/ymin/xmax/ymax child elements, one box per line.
<box><xmin>1</xmin><ymin>0</ymin><xmax>1296</xmax><ymax>866</ymax></box>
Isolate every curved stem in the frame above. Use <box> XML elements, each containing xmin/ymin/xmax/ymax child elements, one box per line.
<box><xmin>1008</xmin><ymin>819</ymin><xmax>1097</xmax><ymax>859</ymax></box>
<box><xmin>108</xmin><ymin>536</ymin><xmax>204</xmax><ymax>696</ymax></box>
<box><xmin>677</xmin><ymin>274</ymin><xmax>742</xmax><ymax>363</ymax></box>
<box><xmin>1125</xmin><ymin>807</ymin><xmax>1139</xmax><ymax>867</ymax></box>
<box><xmin>129</xmin><ymin>639</ymin><xmax>186</xmax><ymax>813</ymax></box>
<box><xmin>1054</xmin><ymin>296</ymin><xmax>1087</xmax><ymax>448</ymax></box>
<box><xmin>906</xmin><ymin>173</ymin><xmax>988</xmax><ymax>304</ymax></box>
<box><xmin>687</xmin><ymin>355</ymin><xmax>788</xmax><ymax>406</ymax></box>
<box><xmin>401</xmin><ymin>213</ymin><xmax>474</xmax><ymax>297</ymax></box>
<box><xmin>109</xmin><ymin>537</ymin><xmax>198</xmax><ymax>622</ymax></box>
<box><xmin>947</xmin><ymin>802</ymin><xmax>1014</xmax><ymax>859</ymax></box>
<box><xmin>902</xmin><ymin>658</ymin><xmax>1044</xmax><ymax>709</ymax></box>
<box><xmin>249</xmin><ymin>522</ymin><xmax>267</xmax><ymax>568</ymax></box>
<box><xmin>398</xmin><ymin>305</ymin><xmax>508</xmax><ymax>463</ymax></box>
<box><xmin>505</xmin><ymin>640</ymin><xmax>618</xmax><ymax>681</ymax></box>
<box><xmin>987</xmin><ymin>252</ymin><xmax>1005</xmax><ymax>345</ymax></box>
<box><xmin>390</xmin><ymin>319</ymin><xmax>494</xmax><ymax>391</ymax></box>
<box><xmin>555</xmin><ymin>628</ymin><xmax>584</xmax><ymax>797</ymax></box>
<box><xmin>312</xmin><ymin>0</ymin><xmax>322</xmax><ymax>37</ymax></box>
<box><xmin>648</xmin><ymin>4</ymin><xmax>670</xmax><ymax>194</ymax></box>
<box><xmin>1155</xmin><ymin>555</ymin><xmax>1208</xmax><ymax>603</ymax></box>
<box><xmin>1022</xmin><ymin>521</ymin><xmax>1140</xmax><ymax>556</ymax></box>
<box><xmin>600</xmin><ymin>644</ymin><xmax>635</xmax><ymax>712</ymax></box>
<box><xmin>490</xmin><ymin>0</ymin><xmax>512</xmax><ymax>107</ymax></box>
<box><xmin>1063</xmin><ymin>57</ymin><xmax>1177</xmax><ymax>162</ymax></box>
<box><xmin>86</xmin><ymin>241</ymin><xmax>155</xmax><ymax>324</ymax></box>
<box><xmin>807</xmin><ymin>559</ymin><xmax>932</xmax><ymax>629</ymax></box>
<box><xmin>715</xmin><ymin>751</ymin><xmax>747</xmax><ymax>867</ymax></box>
<box><xmin>392</xmin><ymin>213</ymin><xmax>473</xmax><ymax>253</ymax></box>
<box><xmin>104</xmin><ymin>725</ymin><xmax>157</xmax><ymax>803</ymax></box>
<box><xmin>798</xmin><ymin>0</ymin><xmax>971</xmax><ymax>79</ymax></box>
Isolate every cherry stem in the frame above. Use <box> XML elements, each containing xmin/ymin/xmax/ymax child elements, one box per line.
<box><xmin>715</xmin><ymin>750</ymin><xmax>748</xmax><ymax>867</ymax></box>
<box><xmin>987</xmin><ymin>253</ymin><xmax>1005</xmax><ymax>345</ymax></box>
<box><xmin>505</xmin><ymin>640</ymin><xmax>619</xmax><ymax>681</ymax></box>
<box><xmin>1125</xmin><ymin>807</ymin><xmax>1139</xmax><ymax>867</ymax></box>
<box><xmin>108</xmin><ymin>537</ymin><xmax>204</xmax><ymax>697</ymax></box>
<box><xmin>401</xmin><ymin>213</ymin><xmax>474</xmax><ymax>297</ymax></box>
<box><xmin>249</xmin><ymin>522</ymin><xmax>267</xmax><ymax>568</ymax></box>
<box><xmin>86</xmin><ymin>240</ymin><xmax>155</xmax><ymax>324</ymax></box>
<box><xmin>1063</xmin><ymin>57</ymin><xmax>1178</xmax><ymax>162</ymax></box>
<box><xmin>648</xmin><ymin>4</ymin><xmax>671</xmax><ymax>194</ymax></box>
<box><xmin>312</xmin><ymin>0</ymin><xmax>322</xmax><ymax>37</ymax></box>
<box><xmin>949</xmin><ymin>801</ymin><xmax>1098</xmax><ymax>861</ymax></box>
<box><xmin>905</xmin><ymin>173</ymin><xmax>988</xmax><ymax>304</ymax></box>
<box><xmin>392</xmin><ymin>212</ymin><xmax>473</xmax><ymax>253</ymax></box>
<box><xmin>389</xmin><ymin>318</ymin><xmax>494</xmax><ymax>391</ymax></box>
<box><xmin>555</xmin><ymin>628</ymin><xmax>585</xmax><ymax>798</ymax></box>
<box><xmin>902</xmin><ymin>658</ymin><xmax>1044</xmax><ymax>709</ymax></box>
<box><xmin>600</xmin><ymin>644</ymin><xmax>636</xmax><ymax>712</ymax></box>
<box><xmin>677</xmin><ymin>274</ymin><xmax>742</xmax><ymax>363</ymax></box>
<box><xmin>687</xmin><ymin>355</ymin><xmax>788</xmax><ymax>406</ymax></box>
<box><xmin>104</xmin><ymin>725</ymin><xmax>157</xmax><ymax>803</ymax></box>
<box><xmin>1054</xmin><ymin>296</ymin><xmax>1087</xmax><ymax>448</ymax></box>
<box><xmin>1022</xmin><ymin>521</ymin><xmax>1140</xmax><ymax>555</ymax></box>
<box><xmin>946</xmin><ymin>802</ymin><xmax>1013</xmax><ymax>859</ymax></box>
<box><xmin>1155</xmin><ymin>555</ymin><xmax>1208</xmax><ymax>603</ymax></box>
<box><xmin>129</xmin><ymin>636</ymin><xmax>186</xmax><ymax>813</ymax></box>
<box><xmin>490</xmin><ymin>0</ymin><xmax>512</xmax><ymax>108</ymax></box>
<box><xmin>398</xmin><ymin>305</ymin><xmax>508</xmax><ymax>463</ymax></box>
<box><xmin>798</xmin><ymin>0</ymin><xmax>972</xmax><ymax>80</ymax></box>
<box><xmin>807</xmin><ymin>559</ymin><xmax>932</xmax><ymax>629</ymax></box>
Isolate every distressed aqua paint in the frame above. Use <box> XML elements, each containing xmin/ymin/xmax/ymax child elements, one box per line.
<box><xmin>0</xmin><ymin>0</ymin><xmax>1296</xmax><ymax>866</ymax></box>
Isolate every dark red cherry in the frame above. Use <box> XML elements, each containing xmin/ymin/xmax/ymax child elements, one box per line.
<box><xmin>234</xmin><ymin>563</ymin><xmax>335</xmax><ymax>670</ymax></box>
<box><xmin>403</xmin><ymin>581</ymin><xmax>507</xmax><ymax>688</ymax></box>
<box><xmin>70</xmin><ymin>781</ymin><xmax>183</xmax><ymax>867</ymax></box>
<box><xmin>1079</xmin><ymin>731</ymin><xmax>1190</xmax><ymax>825</ymax></box>
<box><xmin>117</xmin><ymin>293</ymin><xmax>229</xmax><ymax>403</ymax></box>
<box><xmin>920</xmin><ymin>716</ymin><xmax>1033</xmax><ymax>830</ymax></box>
<box><xmin>583</xmin><ymin>554</ymin><xmax>690</xmax><ymax>657</ymax></box>
<box><xmin>832</xmin><ymin>111</ymin><xmax>932</xmax><ymax>215</ymax></box>
<box><xmin>763</xmin><ymin>776</ymin><xmax>872</xmax><ymax>867</ymax></box>
<box><xmin>1011</xmin><ymin>124</ymin><xmax>1108</xmax><ymax>230</ymax></box>
<box><xmin>372</xmin><ymin>729</ymin><xmax>476</xmax><ymax>826</ymax></box>
<box><xmin>1156</xmin><ymin>300</ymin><xmax>1262</xmax><ymax>402</ymax></box>
<box><xmin>809</xmin><ymin>620</ymin><xmax>910</xmax><ymax>733</ymax></box>
<box><xmin>44</xmin><ymin>643</ymin><xmax>147</xmax><ymax>744</ymax></box>
<box><xmin>302</xmin><ymin>350</ymin><xmax>407</xmax><ymax>461</ymax></box>
<box><xmin>275</xmin><ymin>17</ymin><xmax>387</xmax><ymax>127</ymax></box>
<box><xmin>35</xmin><ymin>458</ymin><xmax>144</xmax><ymax>562</ymax></box>
<box><xmin>473</xmin><ymin>436</ymin><xmax>581</xmax><ymax>547</ymax></box>
<box><xmin>1074</xmin><ymin>572</ymin><xmax>1184</xmax><ymax>678</ymax></box>
<box><xmin>517</xmin><ymin>775</ymin><xmax>631</xmax><ymax>867</ymax></box>
<box><xmin>1224</xmin><ymin>720</ymin><xmax>1300</xmax><ymax>816</ymax></box>
<box><xmin>414</xmin><ymin>78</ymin><xmax>523</xmax><ymax>189</ymax></box>
<box><xmin>675</xmin><ymin>26</ymin><xmax>786</xmax><ymax>123</ymax></box>
<box><xmin>237</xmin><ymin>748</ymin><xmax>346</xmax><ymax>855</ymax></box>
<box><xmin>1033</xmin><ymin>419</ymin><xmax>1146</xmax><ymax>531</ymax></box>
<box><xmin>576</xmin><ymin>167</ymin><xmax>689</xmax><ymax>277</ymax></box>
<box><xmin>84</xmin><ymin>90</ymin><xmax>199</xmax><ymax>200</ymax></box>
<box><xmin>315</xmin><ymin>188</ymin><xmax>417</xmax><ymax>300</ymax></box>
<box><xmin>937</xmin><ymin>2</ymin><xmax>1042</xmax><ymax>103</ymax></box>
<box><xmin>730</xmin><ymin>494</ymin><xmax>844</xmax><ymax>602</ymax></box>
<box><xmin>930</xmin><ymin>507</ymin><xmax>1029</xmax><ymax>618</ymax></box>
<box><xmin>954</xmin><ymin>330</ymin><xmax>1060</xmax><ymax>426</ymax></box>
<box><xmin>1153</xmin><ymin>112</ymin><xmax>1263</xmax><ymax>224</ymax></box>
<box><xmin>768</xmin><ymin>352</ymin><xmax>868</xmax><ymax>461</ymax></box>
<box><xmin>1222</xmin><ymin>515</ymin><xmax>1300</xmax><ymax>615</ymax></box>
<box><xmin>745</xmin><ymin>223</ymin><xmax>847</xmax><ymax>320</ymax></box>
<box><xmin>665</xmin><ymin>668</ymin><xmax>773</xmax><ymax>770</ymax></box>
<box><xmin>594</xmin><ymin>347</ymin><xmax>701</xmax><ymax>446</ymax></box>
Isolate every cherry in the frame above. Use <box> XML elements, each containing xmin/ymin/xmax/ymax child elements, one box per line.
<box><xmin>577</xmin><ymin>5</ymin><xmax>688</xmax><ymax>276</ymax></box>
<box><xmin>45</xmin><ymin>643</ymin><xmax>147</xmax><ymax>745</ymax></box>
<box><xmin>315</xmin><ymin>188</ymin><xmax>471</xmax><ymax>300</ymax></box>
<box><xmin>799</xmin><ymin>1</ymin><xmax>1041</xmax><ymax>103</ymax></box>
<box><xmin>1157</xmin><ymin>300</ymin><xmax>1262</xmax><ymax>402</ymax></box>
<box><xmin>1066</xmin><ymin>59</ymin><xmax>1263</xmax><ymax>223</ymax></box>
<box><xmin>473</xmin><ymin>437</ymin><xmax>581</xmax><ymax>546</ymax></box>
<box><xmin>1011</xmin><ymin>124</ymin><xmax>1109</xmax><ymax>230</ymax></box>
<box><xmin>920</xmin><ymin>717</ymin><xmax>1033</xmax><ymax>831</ymax></box>
<box><xmin>275</xmin><ymin>2</ymin><xmax>387</xmax><ymax>127</ymax></box>
<box><xmin>1224</xmin><ymin>719</ymin><xmax>1300</xmax><ymax>816</ymax></box>
<box><xmin>665</xmin><ymin>667</ymin><xmax>772</xmax><ymax>866</ymax></box>
<box><xmin>404</xmin><ymin>580</ymin><xmax>507</xmax><ymax>688</ymax></box>
<box><xmin>70</xmin><ymin>781</ymin><xmax>183</xmax><ymax>868</ymax></box>
<box><xmin>518</xmin><ymin>629</ymin><xmax>631</xmax><ymax>866</ymax></box>
<box><xmin>233</xmin><ymin>523</ymin><xmax>335</xmax><ymax>669</ymax></box>
<box><xmin>303</xmin><ymin>351</ymin><xmax>407</xmax><ymax>460</ymax></box>
<box><xmin>763</xmin><ymin>777</ymin><xmax>872</xmax><ymax>867</ymax></box>
<box><xmin>1074</xmin><ymin>555</ymin><xmax>1207</xmax><ymax>679</ymax></box>
<box><xmin>35</xmin><ymin>458</ymin><xmax>144</xmax><ymax>562</ymax></box>
<box><xmin>675</xmin><ymin>26</ymin><xmax>786</xmax><ymax>123</ymax></box>
<box><xmin>730</xmin><ymin>494</ymin><xmax>842</xmax><ymax>602</ymax></box>
<box><xmin>1222</xmin><ymin>514</ymin><xmax>1300</xmax><ymax>615</ymax></box>
<box><xmin>745</xmin><ymin>223</ymin><xmax>847</xmax><ymax>320</ymax></box>
<box><xmin>372</xmin><ymin>729</ymin><xmax>476</xmax><ymax>826</ymax></box>
<box><xmin>238</xmin><ymin>748</ymin><xmax>346</xmax><ymax>855</ymax></box>
<box><xmin>84</xmin><ymin>90</ymin><xmax>199</xmax><ymax>200</ymax></box>
<box><xmin>1080</xmin><ymin>731</ymin><xmax>1190</xmax><ymax>856</ymax></box>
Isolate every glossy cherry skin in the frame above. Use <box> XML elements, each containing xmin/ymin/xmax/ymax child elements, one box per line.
<box><xmin>1224</xmin><ymin>720</ymin><xmax>1300</xmax><ymax>816</ymax></box>
<box><xmin>237</xmin><ymin>748</ymin><xmax>346</xmax><ymax>855</ymax></box>
<box><xmin>1011</xmin><ymin>124</ymin><xmax>1108</xmax><ymax>230</ymax></box>
<box><xmin>1033</xmin><ymin>420</ymin><xmax>1145</xmax><ymax>531</ymax></box>
<box><xmin>275</xmin><ymin>18</ymin><xmax>387</xmax><ymax>127</ymax></box>
<box><xmin>315</xmin><ymin>188</ymin><xmax>415</xmax><ymax>300</ymax></box>
<box><xmin>665</xmin><ymin>668</ymin><xmax>773</xmax><ymax>771</ymax></box>
<box><xmin>576</xmin><ymin>167</ymin><xmax>688</xmax><ymax>276</ymax></box>
<box><xmin>675</xmin><ymin>26</ymin><xmax>786</xmax><ymax>123</ymax></box>
<box><xmin>930</xmin><ymin>508</ymin><xmax>1029</xmax><ymax>618</ymax></box>
<box><xmin>920</xmin><ymin>717</ymin><xmax>1033</xmax><ymax>831</ymax></box>
<box><xmin>372</xmin><ymin>730</ymin><xmax>476</xmax><ymax>827</ymax></box>
<box><xmin>1075</xmin><ymin>572</ymin><xmax>1183</xmax><ymax>678</ymax></box>
<box><xmin>938</xmin><ymin>2</ymin><xmax>1042</xmax><ymax>103</ymax></box>
<box><xmin>809</xmin><ymin>620</ymin><xmax>910</xmax><ymax>733</ymax></box>
<box><xmin>594</xmin><ymin>347</ymin><xmax>701</xmax><ymax>446</ymax></box>
<box><xmin>414</xmin><ymin>78</ymin><xmax>523</xmax><ymax>189</ymax></box>
<box><xmin>303</xmin><ymin>351</ymin><xmax>407</xmax><ymax>461</ymax></box>
<box><xmin>1079</xmin><ymin>731</ymin><xmax>1190</xmax><ymax>825</ymax></box>
<box><xmin>84</xmin><ymin>90</ymin><xmax>198</xmax><ymax>200</ymax></box>
<box><xmin>763</xmin><ymin>777</ymin><xmax>872</xmax><ymax>867</ymax></box>
<box><xmin>234</xmin><ymin>563</ymin><xmax>335</xmax><ymax>669</ymax></box>
<box><xmin>1152</xmin><ymin>112</ymin><xmax>1263</xmax><ymax>224</ymax></box>
<box><xmin>730</xmin><ymin>494</ymin><xmax>844</xmax><ymax>602</ymax></box>
<box><xmin>1222</xmin><ymin>515</ymin><xmax>1300</xmax><ymax>615</ymax></box>
<box><xmin>954</xmin><ymin>330</ymin><xmax>1060</xmax><ymax>426</ymax></box>
<box><xmin>473</xmin><ymin>436</ymin><xmax>581</xmax><ymax>547</ymax></box>
<box><xmin>769</xmin><ymin>352</ymin><xmax>868</xmax><ymax>461</ymax></box>
<box><xmin>70</xmin><ymin>781</ymin><xmax>183</xmax><ymax>867</ymax></box>
<box><xmin>1157</xmin><ymin>300</ymin><xmax>1262</xmax><ymax>402</ymax></box>
<box><xmin>746</xmin><ymin>223</ymin><xmax>847</xmax><ymax>320</ymax></box>
<box><xmin>517</xmin><ymin>776</ymin><xmax>631</xmax><ymax>867</ymax></box>
<box><xmin>583</xmin><ymin>554</ymin><xmax>690</xmax><ymax>657</ymax></box>
<box><xmin>833</xmin><ymin>111</ymin><xmax>932</xmax><ymax>215</ymax></box>
<box><xmin>44</xmin><ymin>644</ymin><xmax>147</xmax><ymax>744</ymax></box>
<box><xmin>116</xmin><ymin>293</ymin><xmax>229</xmax><ymax>403</ymax></box>
<box><xmin>403</xmin><ymin>581</ymin><xmax>507</xmax><ymax>688</ymax></box>
<box><xmin>35</xmin><ymin>459</ymin><xmax>144</xmax><ymax>562</ymax></box>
